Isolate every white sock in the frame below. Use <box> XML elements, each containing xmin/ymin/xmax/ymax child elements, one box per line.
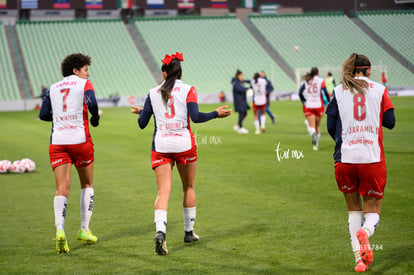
<box><xmin>316</xmin><ymin>133</ymin><xmax>321</xmax><ymax>146</ymax></box>
<box><xmin>362</xmin><ymin>213</ymin><xmax>380</xmax><ymax>237</ymax></box>
<box><xmin>305</xmin><ymin>119</ymin><xmax>311</xmax><ymax>133</ymax></box>
<box><xmin>260</xmin><ymin>115</ymin><xmax>266</xmax><ymax>128</ymax></box>
<box><xmin>309</xmin><ymin>127</ymin><xmax>316</xmax><ymax>135</ymax></box>
<box><xmin>80</xmin><ymin>187</ymin><xmax>94</xmax><ymax>232</ymax></box>
<box><xmin>183</xmin><ymin>207</ymin><xmax>196</xmax><ymax>232</ymax></box>
<box><xmin>54</xmin><ymin>196</ymin><xmax>67</xmax><ymax>231</ymax></box>
<box><xmin>348</xmin><ymin>211</ymin><xmax>363</xmax><ymax>263</ymax></box>
<box><xmin>154</xmin><ymin>209</ymin><xmax>167</xmax><ymax>233</ymax></box>
<box><xmin>254</xmin><ymin>120</ymin><xmax>260</xmax><ymax>132</ymax></box>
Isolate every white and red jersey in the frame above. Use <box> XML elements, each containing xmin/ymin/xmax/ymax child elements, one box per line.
<box><xmin>303</xmin><ymin>76</ymin><xmax>326</xmax><ymax>109</ymax></box>
<box><xmin>149</xmin><ymin>79</ymin><xmax>197</xmax><ymax>153</ymax></box>
<box><xmin>49</xmin><ymin>75</ymin><xmax>94</xmax><ymax>145</ymax></box>
<box><xmin>251</xmin><ymin>77</ymin><xmax>267</xmax><ymax>106</ymax></box>
<box><xmin>334</xmin><ymin>76</ymin><xmax>394</xmax><ymax>163</ymax></box>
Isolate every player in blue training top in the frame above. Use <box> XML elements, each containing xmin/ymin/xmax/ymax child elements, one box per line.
<box><xmin>131</xmin><ymin>52</ymin><xmax>232</xmax><ymax>255</ymax></box>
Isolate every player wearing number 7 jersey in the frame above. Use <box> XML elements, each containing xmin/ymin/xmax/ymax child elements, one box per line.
<box><xmin>326</xmin><ymin>53</ymin><xmax>395</xmax><ymax>272</ymax></box>
<box><xmin>131</xmin><ymin>52</ymin><xmax>231</xmax><ymax>255</ymax></box>
<box><xmin>39</xmin><ymin>53</ymin><xmax>100</xmax><ymax>253</ymax></box>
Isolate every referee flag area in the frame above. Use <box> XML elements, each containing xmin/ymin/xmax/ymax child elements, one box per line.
<box><xmin>0</xmin><ymin>98</ymin><xmax>413</xmax><ymax>273</ymax></box>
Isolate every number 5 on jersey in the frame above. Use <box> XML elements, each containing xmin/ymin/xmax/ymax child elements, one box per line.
<box><xmin>165</xmin><ymin>96</ymin><xmax>175</xmax><ymax>119</ymax></box>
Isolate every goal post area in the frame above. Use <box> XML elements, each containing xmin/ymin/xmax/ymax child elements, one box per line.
<box><xmin>295</xmin><ymin>65</ymin><xmax>388</xmax><ymax>88</ymax></box>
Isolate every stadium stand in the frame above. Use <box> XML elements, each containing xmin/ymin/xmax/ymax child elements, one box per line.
<box><xmin>135</xmin><ymin>16</ymin><xmax>297</xmax><ymax>94</ymax></box>
<box><xmin>0</xmin><ymin>22</ymin><xmax>20</xmax><ymax>101</ymax></box>
<box><xmin>15</xmin><ymin>19</ymin><xmax>156</xmax><ymax>98</ymax></box>
<box><xmin>250</xmin><ymin>12</ymin><xmax>414</xmax><ymax>88</ymax></box>
<box><xmin>357</xmin><ymin>10</ymin><xmax>414</xmax><ymax>66</ymax></box>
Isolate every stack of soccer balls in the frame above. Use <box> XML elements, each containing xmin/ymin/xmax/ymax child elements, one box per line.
<box><xmin>0</xmin><ymin>158</ymin><xmax>36</xmax><ymax>174</ymax></box>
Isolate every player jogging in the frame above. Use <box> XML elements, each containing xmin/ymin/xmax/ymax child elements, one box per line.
<box><xmin>251</xmin><ymin>72</ymin><xmax>267</xmax><ymax>134</ymax></box>
<box><xmin>39</xmin><ymin>53</ymin><xmax>100</xmax><ymax>253</ymax></box>
<box><xmin>131</xmin><ymin>52</ymin><xmax>232</xmax><ymax>255</ymax></box>
<box><xmin>325</xmin><ymin>53</ymin><xmax>395</xmax><ymax>272</ymax></box>
<box><xmin>299</xmin><ymin>67</ymin><xmax>330</xmax><ymax>150</ymax></box>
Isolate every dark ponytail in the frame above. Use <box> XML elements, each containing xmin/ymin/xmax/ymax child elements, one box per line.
<box><xmin>304</xmin><ymin>67</ymin><xmax>318</xmax><ymax>82</ymax></box>
<box><xmin>160</xmin><ymin>58</ymin><xmax>182</xmax><ymax>105</ymax></box>
<box><xmin>253</xmin><ymin>72</ymin><xmax>260</xmax><ymax>84</ymax></box>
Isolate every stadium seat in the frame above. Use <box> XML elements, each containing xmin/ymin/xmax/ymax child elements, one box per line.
<box><xmin>0</xmin><ymin>22</ymin><xmax>20</xmax><ymax>101</ymax></box>
<box><xmin>16</xmin><ymin>19</ymin><xmax>156</xmax><ymax>98</ymax></box>
<box><xmin>135</xmin><ymin>16</ymin><xmax>296</xmax><ymax>94</ymax></box>
<box><xmin>250</xmin><ymin>13</ymin><xmax>414</xmax><ymax>88</ymax></box>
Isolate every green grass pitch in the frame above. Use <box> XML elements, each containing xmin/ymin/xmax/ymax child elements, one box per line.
<box><xmin>0</xmin><ymin>97</ymin><xmax>413</xmax><ymax>274</ymax></box>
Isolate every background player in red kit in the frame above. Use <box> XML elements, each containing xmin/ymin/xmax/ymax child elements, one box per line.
<box><xmin>326</xmin><ymin>53</ymin><xmax>395</xmax><ymax>272</ymax></box>
<box><xmin>131</xmin><ymin>52</ymin><xmax>231</xmax><ymax>255</ymax></box>
<box><xmin>299</xmin><ymin>67</ymin><xmax>330</xmax><ymax>150</ymax></box>
<box><xmin>39</xmin><ymin>53</ymin><xmax>100</xmax><ymax>253</ymax></box>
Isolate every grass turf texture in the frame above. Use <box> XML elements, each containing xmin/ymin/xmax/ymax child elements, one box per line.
<box><xmin>0</xmin><ymin>98</ymin><xmax>413</xmax><ymax>274</ymax></box>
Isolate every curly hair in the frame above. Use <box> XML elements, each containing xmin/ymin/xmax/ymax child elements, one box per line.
<box><xmin>61</xmin><ymin>53</ymin><xmax>91</xmax><ymax>77</ymax></box>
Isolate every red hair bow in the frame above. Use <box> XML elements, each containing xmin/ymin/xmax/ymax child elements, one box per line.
<box><xmin>161</xmin><ymin>52</ymin><xmax>184</xmax><ymax>65</ymax></box>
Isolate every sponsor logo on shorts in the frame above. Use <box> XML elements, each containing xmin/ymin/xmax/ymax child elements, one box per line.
<box><xmin>80</xmin><ymin>160</ymin><xmax>93</xmax><ymax>165</ymax></box>
<box><xmin>52</xmin><ymin>159</ymin><xmax>63</xmax><ymax>166</ymax></box>
<box><xmin>184</xmin><ymin>156</ymin><xmax>196</xmax><ymax>162</ymax></box>
<box><xmin>367</xmin><ymin>189</ymin><xmax>383</xmax><ymax>197</ymax></box>
<box><xmin>341</xmin><ymin>185</ymin><xmax>354</xmax><ymax>191</ymax></box>
<box><xmin>152</xmin><ymin>159</ymin><xmax>163</xmax><ymax>165</ymax></box>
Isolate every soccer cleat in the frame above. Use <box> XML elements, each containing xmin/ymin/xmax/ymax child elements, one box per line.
<box><xmin>354</xmin><ymin>260</ymin><xmax>369</xmax><ymax>272</ymax></box>
<box><xmin>261</xmin><ymin>127</ymin><xmax>266</xmax><ymax>133</ymax></box>
<box><xmin>77</xmin><ymin>229</ymin><xmax>98</xmax><ymax>244</ymax></box>
<box><xmin>313</xmin><ymin>145</ymin><xmax>318</xmax><ymax>151</ymax></box>
<box><xmin>56</xmin><ymin>230</ymin><xmax>70</xmax><ymax>253</ymax></box>
<box><xmin>184</xmin><ymin>231</ymin><xmax>200</xmax><ymax>244</ymax></box>
<box><xmin>357</xmin><ymin>229</ymin><xmax>373</xmax><ymax>265</ymax></box>
<box><xmin>154</xmin><ymin>231</ymin><xmax>168</xmax><ymax>255</ymax></box>
<box><xmin>238</xmin><ymin>128</ymin><xmax>249</xmax><ymax>134</ymax></box>
<box><xmin>233</xmin><ymin>125</ymin><xmax>240</xmax><ymax>132</ymax></box>
<box><xmin>311</xmin><ymin>132</ymin><xmax>318</xmax><ymax>146</ymax></box>
<box><xmin>255</xmin><ymin>130</ymin><xmax>260</xmax><ymax>135</ymax></box>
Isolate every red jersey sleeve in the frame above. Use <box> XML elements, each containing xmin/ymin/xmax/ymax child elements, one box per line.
<box><xmin>381</xmin><ymin>88</ymin><xmax>394</xmax><ymax>112</ymax></box>
<box><xmin>84</xmin><ymin>80</ymin><xmax>95</xmax><ymax>93</ymax></box>
<box><xmin>321</xmin><ymin>80</ymin><xmax>326</xmax><ymax>88</ymax></box>
<box><xmin>186</xmin><ymin>86</ymin><xmax>198</xmax><ymax>104</ymax></box>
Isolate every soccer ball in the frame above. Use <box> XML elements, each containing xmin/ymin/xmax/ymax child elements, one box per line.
<box><xmin>0</xmin><ymin>160</ymin><xmax>12</xmax><ymax>173</ymax></box>
<box><xmin>11</xmin><ymin>161</ymin><xmax>26</xmax><ymax>174</ymax></box>
<box><xmin>21</xmin><ymin>158</ymin><xmax>36</xmax><ymax>172</ymax></box>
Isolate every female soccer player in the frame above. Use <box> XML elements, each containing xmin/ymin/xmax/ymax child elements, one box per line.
<box><xmin>251</xmin><ymin>72</ymin><xmax>267</xmax><ymax>134</ymax></box>
<box><xmin>326</xmin><ymin>53</ymin><xmax>395</xmax><ymax>272</ymax></box>
<box><xmin>131</xmin><ymin>52</ymin><xmax>232</xmax><ymax>255</ymax></box>
<box><xmin>39</xmin><ymin>53</ymin><xmax>100</xmax><ymax>253</ymax></box>
<box><xmin>299</xmin><ymin>67</ymin><xmax>330</xmax><ymax>150</ymax></box>
<box><xmin>231</xmin><ymin>69</ymin><xmax>250</xmax><ymax>134</ymax></box>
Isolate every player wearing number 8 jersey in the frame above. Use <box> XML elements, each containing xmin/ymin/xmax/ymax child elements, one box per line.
<box><xmin>131</xmin><ymin>52</ymin><xmax>231</xmax><ymax>255</ymax></box>
<box><xmin>326</xmin><ymin>54</ymin><xmax>395</xmax><ymax>272</ymax></box>
<box><xmin>39</xmin><ymin>53</ymin><xmax>100</xmax><ymax>253</ymax></box>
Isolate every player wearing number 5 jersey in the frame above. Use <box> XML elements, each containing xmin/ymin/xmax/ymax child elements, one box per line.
<box><xmin>131</xmin><ymin>52</ymin><xmax>231</xmax><ymax>255</ymax></box>
<box><xmin>39</xmin><ymin>53</ymin><xmax>100</xmax><ymax>253</ymax></box>
<box><xmin>326</xmin><ymin>54</ymin><xmax>395</xmax><ymax>272</ymax></box>
<box><xmin>299</xmin><ymin>67</ymin><xmax>330</xmax><ymax>150</ymax></box>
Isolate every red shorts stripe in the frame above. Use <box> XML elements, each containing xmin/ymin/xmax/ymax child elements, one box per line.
<box><xmin>253</xmin><ymin>103</ymin><xmax>266</xmax><ymax>113</ymax></box>
<box><xmin>49</xmin><ymin>140</ymin><xmax>94</xmax><ymax>169</ymax></box>
<box><xmin>334</xmin><ymin>161</ymin><xmax>386</xmax><ymax>199</ymax></box>
<box><xmin>303</xmin><ymin>106</ymin><xmax>324</xmax><ymax>117</ymax></box>
<box><xmin>151</xmin><ymin>145</ymin><xmax>197</xmax><ymax>169</ymax></box>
